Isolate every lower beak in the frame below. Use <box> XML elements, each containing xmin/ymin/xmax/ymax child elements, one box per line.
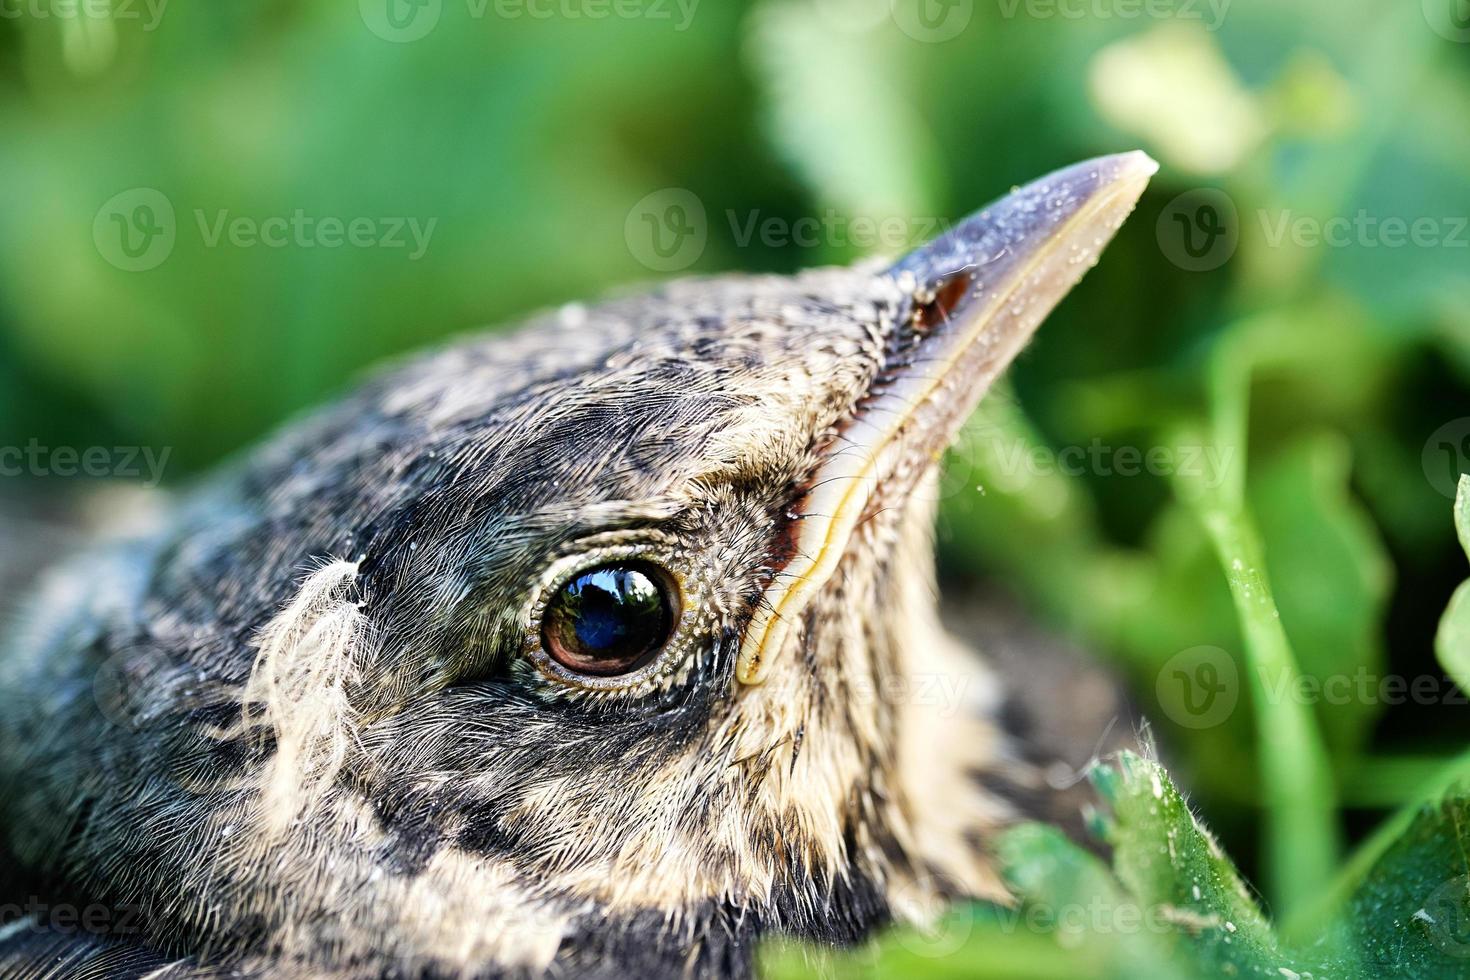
<box><xmin>737</xmin><ymin>151</ymin><xmax>1158</xmax><ymax>685</ymax></box>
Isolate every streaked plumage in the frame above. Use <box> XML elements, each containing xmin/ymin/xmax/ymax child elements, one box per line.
<box><xmin>0</xmin><ymin>153</ymin><xmax>1154</xmax><ymax>979</ymax></box>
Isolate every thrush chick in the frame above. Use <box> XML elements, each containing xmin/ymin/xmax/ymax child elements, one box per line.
<box><xmin>0</xmin><ymin>153</ymin><xmax>1155</xmax><ymax>979</ymax></box>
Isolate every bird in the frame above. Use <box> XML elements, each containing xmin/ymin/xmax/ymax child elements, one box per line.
<box><xmin>0</xmin><ymin>151</ymin><xmax>1155</xmax><ymax>979</ymax></box>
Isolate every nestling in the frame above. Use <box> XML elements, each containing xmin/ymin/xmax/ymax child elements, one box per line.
<box><xmin>0</xmin><ymin>152</ymin><xmax>1156</xmax><ymax>978</ymax></box>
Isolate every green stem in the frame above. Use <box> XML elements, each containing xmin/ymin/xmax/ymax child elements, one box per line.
<box><xmin>1196</xmin><ymin>505</ymin><xmax>1340</xmax><ymax>918</ymax></box>
<box><xmin>1172</xmin><ymin>340</ymin><xmax>1339</xmax><ymax>919</ymax></box>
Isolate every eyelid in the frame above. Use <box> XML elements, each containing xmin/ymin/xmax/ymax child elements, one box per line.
<box><xmin>521</xmin><ymin>538</ymin><xmax>701</xmax><ymax>697</ymax></box>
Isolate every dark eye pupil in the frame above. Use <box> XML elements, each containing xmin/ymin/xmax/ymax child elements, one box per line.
<box><xmin>543</xmin><ymin>561</ymin><xmax>676</xmax><ymax>676</ymax></box>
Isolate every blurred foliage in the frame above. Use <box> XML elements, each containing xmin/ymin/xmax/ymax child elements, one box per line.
<box><xmin>2</xmin><ymin>0</ymin><xmax>1470</xmax><ymax>975</ymax></box>
<box><xmin>764</xmin><ymin>750</ymin><xmax>1470</xmax><ymax>978</ymax></box>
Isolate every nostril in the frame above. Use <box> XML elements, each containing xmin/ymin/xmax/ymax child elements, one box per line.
<box><xmin>912</xmin><ymin>270</ymin><xmax>973</xmax><ymax>334</ymax></box>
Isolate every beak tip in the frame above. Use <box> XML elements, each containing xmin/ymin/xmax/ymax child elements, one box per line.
<box><xmin>891</xmin><ymin>149</ymin><xmax>1158</xmax><ymax>291</ymax></box>
<box><xmin>1098</xmin><ymin>149</ymin><xmax>1160</xmax><ymax>207</ymax></box>
<box><xmin>1113</xmin><ymin>149</ymin><xmax>1161</xmax><ymax>180</ymax></box>
<box><xmin>1048</xmin><ymin>149</ymin><xmax>1159</xmax><ymax>214</ymax></box>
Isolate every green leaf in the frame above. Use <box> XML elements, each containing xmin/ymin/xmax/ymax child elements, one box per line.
<box><xmin>1335</xmin><ymin>771</ymin><xmax>1470</xmax><ymax>976</ymax></box>
<box><xmin>997</xmin><ymin>822</ymin><xmax>1174</xmax><ymax>979</ymax></box>
<box><xmin>1457</xmin><ymin>476</ymin><xmax>1470</xmax><ymax>559</ymax></box>
<box><xmin>763</xmin><ymin>752</ymin><xmax>1470</xmax><ymax>979</ymax></box>
<box><xmin>1172</xmin><ymin>422</ymin><xmax>1340</xmax><ymax>917</ymax></box>
<box><xmin>1250</xmin><ymin>434</ymin><xmax>1392</xmax><ymax>755</ymax></box>
<box><xmin>1309</xmin><ymin>750</ymin><xmax>1470</xmax><ymax>928</ymax></box>
<box><xmin>761</xmin><ymin>753</ymin><xmax>1305</xmax><ymax>980</ymax></box>
<box><xmin>1084</xmin><ymin>753</ymin><xmax>1295</xmax><ymax>977</ymax></box>
<box><xmin>1436</xmin><ymin>477</ymin><xmax>1470</xmax><ymax>698</ymax></box>
<box><xmin>1439</xmin><ymin>584</ymin><xmax>1470</xmax><ymax>697</ymax></box>
<box><xmin>745</xmin><ymin>0</ymin><xmax>945</xmax><ymax>256</ymax></box>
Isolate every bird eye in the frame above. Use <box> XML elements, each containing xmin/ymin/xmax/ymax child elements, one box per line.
<box><xmin>541</xmin><ymin>561</ymin><xmax>679</xmax><ymax>677</ymax></box>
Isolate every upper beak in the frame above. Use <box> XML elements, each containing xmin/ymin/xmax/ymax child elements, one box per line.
<box><xmin>736</xmin><ymin>151</ymin><xmax>1158</xmax><ymax>685</ymax></box>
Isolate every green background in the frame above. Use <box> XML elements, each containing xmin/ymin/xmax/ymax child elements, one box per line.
<box><xmin>2</xmin><ymin>0</ymin><xmax>1469</xmax><ymax>974</ymax></box>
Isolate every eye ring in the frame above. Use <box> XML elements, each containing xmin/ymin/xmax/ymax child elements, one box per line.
<box><xmin>522</xmin><ymin>542</ymin><xmax>698</xmax><ymax>694</ymax></box>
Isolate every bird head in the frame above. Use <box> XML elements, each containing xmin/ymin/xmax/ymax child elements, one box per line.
<box><xmin>0</xmin><ymin>153</ymin><xmax>1154</xmax><ymax>978</ymax></box>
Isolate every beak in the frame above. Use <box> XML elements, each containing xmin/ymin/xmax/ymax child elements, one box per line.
<box><xmin>736</xmin><ymin>151</ymin><xmax>1158</xmax><ymax>685</ymax></box>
